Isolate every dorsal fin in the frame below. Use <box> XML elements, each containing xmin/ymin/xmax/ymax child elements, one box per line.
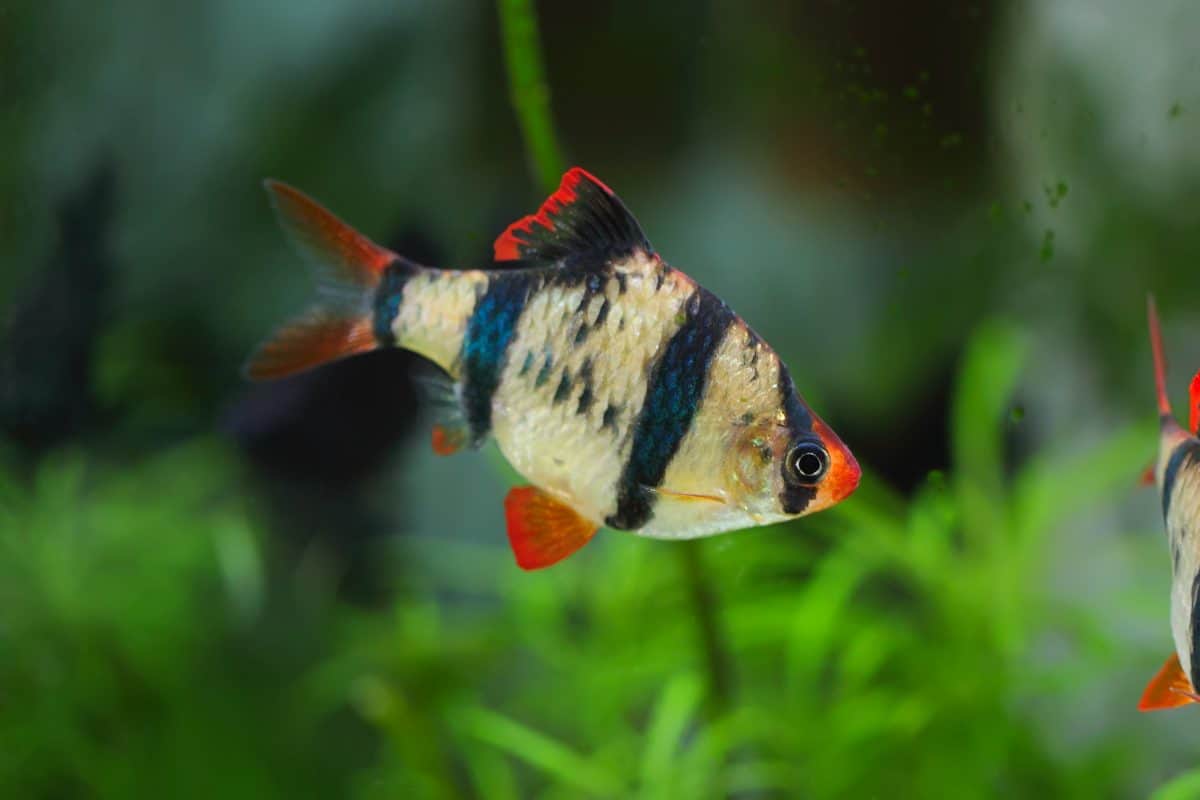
<box><xmin>1148</xmin><ymin>294</ymin><xmax>1173</xmax><ymax>417</ymax></box>
<box><xmin>1189</xmin><ymin>369</ymin><xmax>1200</xmax><ymax>434</ymax></box>
<box><xmin>493</xmin><ymin>167</ymin><xmax>653</xmax><ymax>266</ymax></box>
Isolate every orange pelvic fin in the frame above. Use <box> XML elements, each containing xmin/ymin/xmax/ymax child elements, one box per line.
<box><xmin>504</xmin><ymin>486</ymin><xmax>598</xmax><ymax>570</ymax></box>
<box><xmin>1138</xmin><ymin>464</ymin><xmax>1155</xmax><ymax>487</ymax></box>
<box><xmin>1138</xmin><ymin>652</ymin><xmax>1200</xmax><ymax>711</ymax></box>
<box><xmin>431</xmin><ymin>424</ymin><xmax>469</xmax><ymax>456</ymax></box>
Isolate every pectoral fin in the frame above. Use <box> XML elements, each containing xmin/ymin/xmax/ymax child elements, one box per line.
<box><xmin>504</xmin><ymin>486</ymin><xmax>598</xmax><ymax>570</ymax></box>
<box><xmin>651</xmin><ymin>487</ymin><xmax>725</xmax><ymax>504</ymax></box>
<box><xmin>1138</xmin><ymin>652</ymin><xmax>1200</xmax><ymax>711</ymax></box>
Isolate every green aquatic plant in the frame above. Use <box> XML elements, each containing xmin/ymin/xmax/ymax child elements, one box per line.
<box><xmin>2</xmin><ymin>2</ymin><xmax>1196</xmax><ymax>796</ymax></box>
<box><xmin>0</xmin><ymin>321</ymin><xmax>1182</xmax><ymax>798</ymax></box>
<box><xmin>497</xmin><ymin>0</ymin><xmax>567</xmax><ymax>195</ymax></box>
<box><xmin>315</xmin><ymin>321</ymin><xmax>1153</xmax><ymax>798</ymax></box>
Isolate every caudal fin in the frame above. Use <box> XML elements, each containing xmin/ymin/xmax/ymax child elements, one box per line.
<box><xmin>245</xmin><ymin>181</ymin><xmax>401</xmax><ymax>380</ymax></box>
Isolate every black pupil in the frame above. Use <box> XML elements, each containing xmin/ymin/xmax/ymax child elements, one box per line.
<box><xmin>795</xmin><ymin>450</ymin><xmax>824</xmax><ymax>478</ymax></box>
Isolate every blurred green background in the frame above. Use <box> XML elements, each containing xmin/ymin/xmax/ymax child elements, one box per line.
<box><xmin>3</xmin><ymin>1</ymin><xmax>1200</xmax><ymax>797</ymax></box>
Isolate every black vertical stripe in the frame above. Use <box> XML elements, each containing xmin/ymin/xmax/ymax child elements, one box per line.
<box><xmin>606</xmin><ymin>288</ymin><xmax>735</xmax><ymax>530</ymax></box>
<box><xmin>461</xmin><ymin>273</ymin><xmax>539</xmax><ymax>441</ymax></box>
<box><xmin>777</xmin><ymin>365</ymin><xmax>819</xmax><ymax>514</ymax></box>
<box><xmin>372</xmin><ymin>258</ymin><xmax>417</xmax><ymax>346</ymax></box>
<box><xmin>1191</xmin><ymin>572</ymin><xmax>1200</xmax><ymax>689</ymax></box>
<box><xmin>1162</xmin><ymin>439</ymin><xmax>1200</xmax><ymax>521</ymax></box>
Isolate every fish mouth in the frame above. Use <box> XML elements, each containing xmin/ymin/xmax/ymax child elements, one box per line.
<box><xmin>827</xmin><ymin>444</ymin><xmax>861</xmax><ymax>503</ymax></box>
<box><xmin>812</xmin><ymin>417</ymin><xmax>861</xmax><ymax>507</ymax></box>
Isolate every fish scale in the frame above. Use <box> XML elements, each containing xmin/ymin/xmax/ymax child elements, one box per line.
<box><xmin>494</xmin><ymin>256</ymin><xmax>691</xmax><ymax>526</ymax></box>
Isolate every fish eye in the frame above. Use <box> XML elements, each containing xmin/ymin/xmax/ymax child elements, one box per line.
<box><xmin>786</xmin><ymin>442</ymin><xmax>829</xmax><ymax>484</ymax></box>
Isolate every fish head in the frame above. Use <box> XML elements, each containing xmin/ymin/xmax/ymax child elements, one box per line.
<box><xmin>726</xmin><ymin>406</ymin><xmax>860</xmax><ymax>522</ymax></box>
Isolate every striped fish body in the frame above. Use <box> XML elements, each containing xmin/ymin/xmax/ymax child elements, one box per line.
<box><xmin>248</xmin><ymin>168</ymin><xmax>860</xmax><ymax>569</ymax></box>
<box><xmin>1157</xmin><ymin>431</ymin><xmax>1200</xmax><ymax>691</ymax></box>
<box><xmin>1140</xmin><ymin>297</ymin><xmax>1200</xmax><ymax>710</ymax></box>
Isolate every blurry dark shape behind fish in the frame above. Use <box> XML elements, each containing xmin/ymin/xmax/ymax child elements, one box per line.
<box><xmin>1</xmin><ymin>163</ymin><xmax>115</xmax><ymax>459</ymax></box>
<box><xmin>225</xmin><ymin>229</ymin><xmax>443</xmax><ymax>605</ymax></box>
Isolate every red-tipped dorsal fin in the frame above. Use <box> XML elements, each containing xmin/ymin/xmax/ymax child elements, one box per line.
<box><xmin>1189</xmin><ymin>370</ymin><xmax>1200</xmax><ymax>434</ymax></box>
<box><xmin>244</xmin><ymin>312</ymin><xmax>375</xmax><ymax>380</ymax></box>
<box><xmin>1148</xmin><ymin>294</ymin><xmax>1172</xmax><ymax>417</ymax></box>
<box><xmin>1138</xmin><ymin>652</ymin><xmax>1200</xmax><ymax>711</ymax></box>
<box><xmin>504</xmin><ymin>486</ymin><xmax>598</xmax><ymax>570</ymax></box>
<box><xmin>493</xmin><ymin>167</ymin><xmax>653</xmax><ymax>266</ymax></box>
<box><xmin>264</xmin><ymin>179</ymin><xmax>395</xmax><ymax>287</ymax></box>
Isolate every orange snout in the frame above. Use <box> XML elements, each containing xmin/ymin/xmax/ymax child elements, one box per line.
<box><xmin>814</xmin><ymin>417</ymin><xmax>861</xmax><ymax>507</ymax></box>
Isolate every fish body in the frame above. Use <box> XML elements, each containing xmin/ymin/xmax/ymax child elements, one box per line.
<box><xmin>1140</xmin><ymin>297</ymin><xmax>1200</xmax><ymax>710</ymax></box>
<box><xmin>248</xmin><ymin>168</ymin><xmax>860</xmax><ymax>568</ymax></box>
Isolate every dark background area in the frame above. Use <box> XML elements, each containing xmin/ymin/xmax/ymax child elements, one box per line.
<box><xmin>3</xmin><ymin>1</ymin><xmax>1200</xmax><ymax>797</ymax></box>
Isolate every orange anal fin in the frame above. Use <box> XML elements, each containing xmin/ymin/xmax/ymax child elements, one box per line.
<box><xmin>244</xmin><ymin>313</ymin><xmax>374</xmax><ymax>380</ymax></box>
<box><xmin>1138</xmin><ymin>652</ymin><xmax>1200</xmax><ymax>711</ymax></box>
<box><xmin>431</xmin><ymin>424</ymin><xmax>469</xmax><ymax>456</ymax></box>
<box><xmin>1189</xmin><ymin>369</ymin><xmax>1200</xmax><ymax>434</ymax></box>
<box><xmin>504</xmin><ymin>486</ymin><xmax>598</xmax><ymax>570</ymax></box>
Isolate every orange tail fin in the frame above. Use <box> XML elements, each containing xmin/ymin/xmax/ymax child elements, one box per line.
<box><xmin>245</xmin><ymin>181</ymin><xmax>408</xmax><ymax>380</ymax></box>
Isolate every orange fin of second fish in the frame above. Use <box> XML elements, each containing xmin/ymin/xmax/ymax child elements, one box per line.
<box><xmin>1138</xmin><ymin>652</ymin><xmax>1200</xmax><ymax>711</ymax></box>
<box><xmin>1139</xmin><ymin>464</ymin><xmax>1155</xmax><ymax>487</ymax></box>
<box><xmin>504</xmin><ymin>486</ymin><xmax>598</xmax><ymax>570</ymax></box>
<box><xmin>1189</xmin><ymin>370</ymin><xmax>1200</xmax><ymax>434</ymax></box>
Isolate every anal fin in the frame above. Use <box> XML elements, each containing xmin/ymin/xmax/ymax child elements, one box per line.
<box><xmin>504</xmin><ymin>486</ymin><xmax>598</xmax><ymax>570</ymax></box>
<box><xmin>1138</xmin><ymin>652</ymin><xmax>1200</xmax><ymax>711</ymax></box>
